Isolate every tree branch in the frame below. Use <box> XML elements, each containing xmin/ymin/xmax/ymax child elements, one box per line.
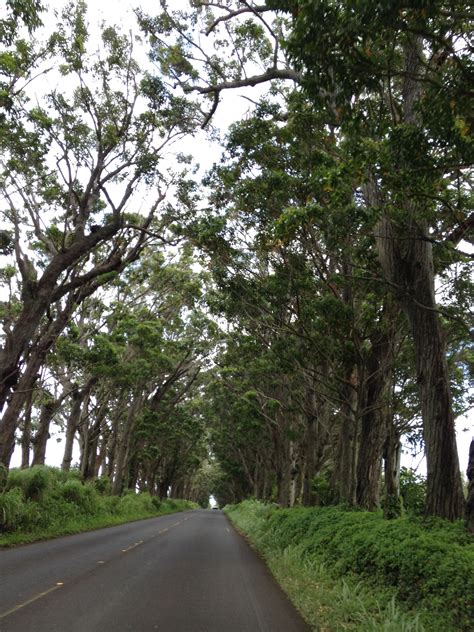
<box><xmin>183</xmin><ymin>66</ymin><xmax>302</xmax><ymax>96</ymax></box>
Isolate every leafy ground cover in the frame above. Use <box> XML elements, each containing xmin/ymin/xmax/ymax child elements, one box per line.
<box><xmin>225</xmin><ymin>500</ymin><xmax>474</xmax><ymax>631</ymax></box>
<box><xmin>0</xmin><ymin>465</ymin><xmax>196</xmax><ymax>547</ymax></box>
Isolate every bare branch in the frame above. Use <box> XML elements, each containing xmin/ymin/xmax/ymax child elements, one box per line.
<box><xmin>184</xmin><ymin>66</ymin><xmax>302</xmax><ymax>96</ymax></box>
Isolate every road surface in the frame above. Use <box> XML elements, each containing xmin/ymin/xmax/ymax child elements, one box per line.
<box><xmin>0</xmin><ymin>509</ymin><xmax>310</xmax><ymax>631</ymax></box>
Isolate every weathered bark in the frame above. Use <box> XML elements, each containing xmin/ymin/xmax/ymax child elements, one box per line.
<box><xmin>20</xmin><ymin>390</ymin><xmax>33</xmax><ymax>469</ymax></box>
<box><xmin>332</xmin><ymin>365</ymin><xmax>358</xmax><ymax>505</ymax></box>
<box><xmin>94</xmin><ymin>431</ymin><xmax>109</xmax><ymax>479</ymax></box>
<box><xmin>1</xmin><ymin>291</ymin><xmax>93</xmax><ymax>468</ymax></box>
<box><xmin>353</xmin><ymin>33</ymin><xmax>465</xmax><ymax>520</ymax></box>
<box><xmin>106</xmin><ymin>412</ymin><xmax>121</xmax><ymax>479</ymax></box>
<box><xmin>356</xmin><ymin>326</ymin><xmax>394</xmax><ymax>510</ymax></box>
<box><xmin>112</xmin><ymin>393</ymin><xmax>144</xmax><ymax>495</ymax></box>
<box><xmin>302</xmin><ymin>383</ymin><xmax>330</xmax><ymax>506</ymax></box>
<box><xmin>78</xmin><ymin>388</ymin><xmax>102</xmax><ymax>479</ymax></box>
<box><xmin>465</xmin><ymin>439</ymin><xmax>474</xmax><ymax>533</ymax></box>
<box><xmin>289</xmin><ymin>442</ymin><xmax>300</xmax><ymax>507</ymax></box>
<box><xmin>383</xmin><ymin>418</ymin><xmax>402</xmax><ymax>519</ymax></box>
<box><xmin>275</xmin><ymin>438</ymin><xmax>299</xmax><ymax>508</ymax></box>
<box><xmin>61</xmin><ymin>394</ymin><xmax>81</xmax><ymax>472</ymax></box>
<box><xmin>375</xmin><ymin>215</ymin><xmax>465</xmax><ymax>519</ymax></box>
<box><xmin>0</xmin><ymin>224</ymin><xmax>120</xmax><ymax>412</ymax></box>
<box><xmin>406</xmin><ymin>275</ymin><xmax>464</xmax><ymax>519</ymax></box>
<box><xmin>81</xmin><ymin>404</ymin><xmax>107</xmax><ymax>480</ymax></box>
<box><xmin>0</xmin><ymin>347</ymin><xmax>44</xmax><ymax>467</ymax></box>
<box><xmin>32</xmin><ymin>398</ymin><xmax>60</xmax><ymax>466</ymax></box>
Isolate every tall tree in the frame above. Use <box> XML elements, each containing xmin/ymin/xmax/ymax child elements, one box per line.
<box><xmin>141</xmin><ymin>0</ymin><xmax>472</xmax><ymax>520</ymax></box>
<box><xmin>0</xmin><ymin>2</ymin><xmax>197</xmax><ymax>466</ymax></box>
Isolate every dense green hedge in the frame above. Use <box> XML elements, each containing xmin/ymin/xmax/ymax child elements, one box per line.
<box><xmin>226</xmin><ymin>500</ymin><xmax>473</xmax><ymax>631</ymax></box>
<box><xmin>0</xmin><ymin>465</ymin><xmax>196</xmax><ymax>546</ymax></box>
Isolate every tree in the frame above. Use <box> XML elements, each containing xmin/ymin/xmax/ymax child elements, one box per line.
<box><xmin>274</xmin><ymin>0</ymin><xmax>472</xmax><ymax>520</ymax></box>
<box><xmin>141</xmin><ymin>0</ymin><xmax>472</xmax><ymax>520</ymax></box>
<box><xmin>0</xmin><ymin>2</ymin><xmax>197</xmax><ymax>466</ymax></box>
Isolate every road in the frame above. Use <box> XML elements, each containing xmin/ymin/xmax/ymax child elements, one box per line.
<box><xmin>0</xmin><ymin>509</ymin><xmax>310</xmax><ymax>631</ymax></box>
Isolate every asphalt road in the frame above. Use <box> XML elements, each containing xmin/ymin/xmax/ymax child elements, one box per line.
<box><xmin>0</xmin><ymin>509</ymin><xmax>310</xmax><ymax>631</ymax></box>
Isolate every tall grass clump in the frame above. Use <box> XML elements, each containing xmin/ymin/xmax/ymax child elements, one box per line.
<box><xmin>226</xmin><ymin>501</ymin><xmax>473</xmax><ymax>631</ymax></box>
<box><xmin>0</xmin><ymin>465</ymin><xmax>197</xmax><ymax>546</ymax></box>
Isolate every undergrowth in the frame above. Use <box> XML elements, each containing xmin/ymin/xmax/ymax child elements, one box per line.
<box><xmin>225</xmin><ymin>500</ymin><xmax>473</xmax><ymax>632</ymax></box>
<box><xmin>0</xmin><ymin>465</ymin><xmax>196</xmax><ymax>547</ymax></box>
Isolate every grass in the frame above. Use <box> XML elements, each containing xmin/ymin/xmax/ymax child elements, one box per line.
<box><xmin>225</xmin><ymin>500</ymin><xmax>473</xmax><ymax>632</ymax></box>
<box><xmin>0</xmin><ymin>466</ymin><xmax>197</xmax><ymax>547</ymax></box>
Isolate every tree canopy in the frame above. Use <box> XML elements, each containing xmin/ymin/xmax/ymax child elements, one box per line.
<box><xmin>0</xmin><ymin>0</ymin><xmax>472</xmax><ymax>527</ymax></box>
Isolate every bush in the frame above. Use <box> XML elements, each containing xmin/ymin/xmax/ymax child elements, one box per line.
<box><xmin>118</xmin><ymin>491</ymin><xmax>154</xmax><ymax>515</ymax></box>
<box><xmin>59</xmin><ymin>480</ymin><xmax>99</xmax><ymax>514</ymax></box>
<box><xmin>0</xmin><ymin>466</ymin><xmax>197</xmax><ymax>547</ymax></box>
<box><xmin>0</xmin><ymin>488</ymin><xmax>25</xmax><ymax>531</ymax></box>
<box><xmin>93</xmin><ymin>475</ymin><xmax>111</xmax><ymax>495</ymax></box>
<box><xmin>311</xmin><ymin>473</ymin><xmax>333</xmax><ymax>506</ymax></box>
<box><xmin>0</xmin><ymin>464</ymin><xmax>7</xmax><ymax>493</ymax></box>
<box><xmin>227</xmin><ymin>501</ymin><xmax>474</xmax><ymax>631</ymax></box>
<box><xmin>102</xmin><ymin>495</ymin><xmax>121</xmax><ymax>514</ymax></box>
<box><xmin>7</xmin><ymin>466</ymin><xmax>53</xmax><ymax>502</ymax></box>
<box><xmin>400</xmin><ymin>468</ymin><xmax>426</xmax><ymax>516</ymax></box>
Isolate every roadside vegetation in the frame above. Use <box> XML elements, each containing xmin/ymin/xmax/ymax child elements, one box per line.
<box><xmin>0</xmin><ymin>465</ymin><xmax>196</xmax><ymax>547</ymax></box>
<box><xmin>226</xmin><ymin>500</ymin><xmax>474</xmax><ymax>632</ymax></box>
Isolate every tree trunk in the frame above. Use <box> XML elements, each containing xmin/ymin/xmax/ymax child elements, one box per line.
<box><xmin>289</xmin><ymin>441</ymin><xmax>299</xmax><ymax>507</ymax></box>
<box><xmin>367</xmin><ymin>36</ymin><xmax>465</xmax><ymax>520</ymax></box>
<box><xmin>32</xmin><ymin>399</ymin><xmax>59</xmax><ymax>466</ymax></box>
<box><xmin>374</xmin><ymin>215</ymin><xmax>465</xmax><ymax>520</ymax></box>
<box><xmin>465</xmin><ymin>439</ymin><xmax>474</xmax><ymax>533</ymax></box>
<box><xmin>356</xmin><ymin>327</ymin><xmax>394</xmax><ymax>510</ymax></box>
<box><xmin>333</xmin><ymin>366</ymin><xmax>358</xmax><ymax>504</ymax></box>
<box><xmin>0</xmin><ymin>293</ymin><xmax>77</xmax><ymax>467</ymax></box>
<box><xmin>0</xmin><ymin>350</ymin><xmax>42</xmax><ymax>467</ymax></box>
<box><xmin>112</xmin><ymin>393</ymin><xmax>143</xmax><ymax>495</ymax></box>
<box><xmin>405</xmin><ymin>277</ymin><xmax>465</xmax><ymax>519</ymax></box>
<box><xmin>0</xmin><ymin>223</ymin><xmax>121</xmax><ymax>413</ymax></box>
<box><xmin>302</xmin><ymin>383</ymin><xmax>330</xmax><ymax>506</ymax></box>
<box><xmin>20</xmin><ymin>390</ymin><xmax>34</xmax><ymax>469</ymax></box>
<box><xmin>94</xmin><ymin>431</ymin><xmax>109</xmax><ymax>478</ymax></box>
<box><xmin>383</xmin><ymin>418</ymin><xmax>402</xmax><ymax>519</ymax></box>
<box><xmin>61</xmin><ymin>390</ymin><xmax>83</xmax><ymax>472</ymax></box>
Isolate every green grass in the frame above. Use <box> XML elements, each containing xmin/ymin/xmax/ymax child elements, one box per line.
<box><xmin>0</xmin><ymin>466</ymin><xmax>197</xmax><ymax>547</ymax></box>
<box><xmin>225</xmin><ymin>500</ymin><xmax>473</xmax><ymax>632</ymax></box>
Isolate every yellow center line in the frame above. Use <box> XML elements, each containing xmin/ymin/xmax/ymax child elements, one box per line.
<box><xmin>0</xmin><ymin>583</ymin><xmax>63</xmax><ymax>620</ymax></box>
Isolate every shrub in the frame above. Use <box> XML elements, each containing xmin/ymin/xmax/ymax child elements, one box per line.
<box><xmin>93</xmin><ymin>475</ymin><xmax>111</xmax><ymax>495</ymax></box>
<box><xmin>118</xmin><ymin>491</ymin><xmax>154</xmax><ymax>515</ymax></box>
<box><xmin>7</xmin><ymin>466</ymin><xmax>53</xmax><ymax>502</ymax></box>
<box><xmin>0</xmin><ymin>488</ymin><xmax>25</xmax><ymax>531</ymax></box>
<box><xmin>311</xmin><ymin>473</ymin><xmax>333</xmax><ymax>506</ymax></box>
<box><xmin>0</xmin><ymin>470</ymin><xmax>196</xmax><ymax>546</ymax></box>
<box><xmin>227</xmin><ymin>501</ymin><xmax>474</xmax><ymax>631</ymax></box>
<box><xmin>60</xmin><ymin>480</ymin><xmax>99</xmax><ymax>514</ymax></box>
<box><xmin>102</xmin><ymin>495</ymin><xmax>121</xmax><ymax>514</ymax></box>
<box><xmin>0</xmin><ymin>464</ymin><xmax>7</xmax><ymax>493</ymax></box>
<box><xmin>400</xmin><ymin>468</ymin><xmax>426</xmax><ymax>516</ymax></box>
